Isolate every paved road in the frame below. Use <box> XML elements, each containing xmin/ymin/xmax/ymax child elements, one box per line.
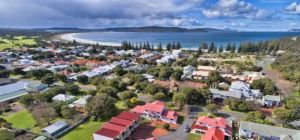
<box><xmin>158</xmin><ymin>117</ymin><xmax>194</xmax><ymax>140</ymax></box>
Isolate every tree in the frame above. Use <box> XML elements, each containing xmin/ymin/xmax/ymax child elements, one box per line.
<box><xmin>157</xmin><ymin>42</ymin><xmax>163</xmax><ymax>52</ymax></box>
<box><xmin>219</xmin><ymin>45</ymin><xmax>224</xmax><ymax>53</ymax></box>
<box><xmin>208</xmin><ymin>71</ymin><xmax>222</xmax><ymax>84</ymax></box>
<box><xmin>145</xmin><ymin>84</ymin><xmax>159</xmax><ymax>95</ymax></box>
<box><xmin>19</xmin><ymin>95</ymin><xmax>34</xmax><ymax>107</ymax></box>
<box><xmin>163</xmin><ymin>123</ymin><xmax>170</xmax><ymax>130</ymax></box>
<box><xmin>41</xmin><ymin>75</ymin><xmax>55</xmax><ymax>86</ymax></box>
<box><xmin>231</xmin><ymin>44</ymin><xmax>236</xmax><ymax>53</ymax></box>
<box><xmin>173</xmin><ymin>93</ymin><xmax>187</xmax><ymax>109</ymax></box>
<box><xmin>153</xmin><ymin>92</ymin><xmax>167</xmax><ymax>100</ymax></box>
<box><xmin>55</xmin><ymin>74</ymin><xmax>67</xmax><ymax>83</ymax></box>
<box><xmin>159</xmin><ymin>67</ymin><xmax>173</xmax><ymax>80</ymax></box>
<box><xmin>197</xmin><ymin>45</ymin><xmax>203</xmax><ymax>56</ymax></box>
<box><xmin>208</xmin><ymin>42</ymin><xmax>215</xmax><ymax>53</ymax></box>
<box><xmin>77</xmin><ymin>75</ymin><xmax>89</xmax><ymax>84</ymax></box>
<box><xmin>206</xmin><ymin>103</ymin><xmax>219</xmax><ymax>114</ymax></box>
<box><xmin>181</xmin><ymin>88</ymin><xmax>205</xmax><ymax>104</ymax></box>
<box><xmin>65</xmin><ymin>84</ymin><xmax>80</xmax><ymax>95</ymax></box>
<box><xmin>0</xmin><ymin>128</ymin><xmax>14</xmax><ymax>140</ymax></box>
<box><xmin>61</xmin><ymin>105</ymin><xmax>77</xmax><ymax>119</ymax></box>
<box><xmin>98</xmin><ymin>86</ymin><xmax>119</xmax><ymax>99</ymax></box>
<box><xmin>0</xmin><ymin>70</ymin><xmax>10</xmax><ymax>78</ymax></box>
<box><xmin>32</xmin><ymin>104</ymin><xmax>57</xmax><ymax>127</ymax></box>
<box><xmin>251</xmin><ymin>78</ymin><xmax>277</xmax><ymax>95</ymax></box>
<box><xmin>119</xmin><ymin>91</ymin><xmax>137</xmax><ymax>101</ymax></box>
<box><xmin>225</xmin><ymin>44</ymin><xmax>232</xmax><ymax>51</ymax></box>
<box><xmin>273</xmin><ymin>108</ymin><xmax>299</xmax><ymax>123</ymax></box>
<box><xmin>113</xmin><ymin>66</ymin><xmax>126</xmax><ymax>76</ymax></box>
<box><xmin>171</xmin><ymin>69</ymin><xmax>183</xmax><ymax>81</ymax></box>
<box><xmin>85</xmin><ymin>94</ymin><xmax>117</xmax><ymax>120</ymax></box>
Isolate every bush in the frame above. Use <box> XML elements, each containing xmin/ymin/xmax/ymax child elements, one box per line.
<box><xmin>163</xmin><ymin>123</ymin><xmax>170</xmax><ymax>130</ymax></box>
<box><xmin>153</xmin><ymin>92</ymin><xmax>167</xmax><ymax>100</ymax></box>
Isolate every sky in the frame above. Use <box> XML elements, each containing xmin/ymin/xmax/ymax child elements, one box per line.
<box><xmin>0</xmin><ymin>0</ymin><xmax>300</xmax><ymax>31</ymax></box>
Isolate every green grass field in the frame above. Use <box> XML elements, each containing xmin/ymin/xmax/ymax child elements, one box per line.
<box><xmin>0</xmin><ymin>36</ymin><xmax>37</xmax><ymax>50</ymax></box>
<box><xmin>187</xmin><ymin>133</ymin><xmax>201</xmax><ymax>140</ymax></box>
<box><xmin>2</xmin><ymin>109</ymin><xmax>36</xmax><ymax>129</ymax></box>
<box><xmin>59</xmin><ymin>120</ymin><xmax>103</xmax><ymax>140</ymax></box>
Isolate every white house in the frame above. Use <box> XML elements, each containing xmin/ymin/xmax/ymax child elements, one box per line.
<box><xmin>181</xmin><ymin>65</ymin><xmax>196</xmax><ymax>80</ymax></box>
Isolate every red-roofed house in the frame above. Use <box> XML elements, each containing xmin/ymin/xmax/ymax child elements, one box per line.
<box><xmin>131</xmin><ymin>101</ymin><xmax>178</xmax><ymax>124</ymax></box>
<box><xmin>190</xmin><ymin>116</ymin><xmax>231</xmax><ymax>140</ymax></box>
<box><xmin>93</xmin><ymin>111</ymin><xmax>141</xmax><ymax>140</ymax></box>
<box><xmin>202</xmin><ymin>128</ymin><xmax>224</xmax><ymax>140</ymax></box>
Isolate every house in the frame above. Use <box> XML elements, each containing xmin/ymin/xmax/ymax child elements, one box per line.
<box><xmin>41</xmin><ymin>120</ymin><xmax>68</xmax><ymax>136</ymax></box>
<box><xmin>69</xmin><ymin>95</ymin><xmax>91</xmax><ymax>108</ymax></box>
<box><xmin>229</xmin><ymin>81</ymin><xmax>262</xmax><ymax>100</ymax></box>
<box><xmin>181</xmin><ymin>65</ymin><xmax>196</xmax><ymax>80</ymax></box>
<box><xmin>156</xmin><ymin>55</ymin><xmax>175</xmax><ymax>64</ymax></box>
<box><xmin>131</xmin><ymin>101</ymin><xmax>178</xmax><ymax>124</ymax></box>
<box><xmin>239</xmin><ymin>121</ymin><xmax>300</xmax><ymax>140</ymax></box>
<box><xmin>93</xmin><ymin>111</ymin><xmax>140</xmax><ymax>140</ymax></box>
<box><xmin>0</xmin><ymin>80</ymin><xmax>48</xmax><ymax>102</ymax></box>
<box><xmin>52</xmin><ymin>94</ymin><xmax>76</xmax><ymax>103</ymax></box>
<box><xmin>142</xmin><ymin>74</ymin><xmax>155</xmax><ymax>82</ymax></box>
<box><xmin>262</xmin><ymin>95</ymin><xmax>281</xmax><ymax>107</ymax></box>
<box><xmin>221</xmin><ymin>71</ymin><xmax>266</xmax><ymax>83</ymax></box>
<box><xmin>124</xmin><ymin>64</ymin><xmax>149</xmax><ymax>72</ymax></box>
<box><xmin>210</xmin><ymin>88</ymin><xmax>243</xmax><ymax>100</ymax></box>
<box><xmin>192</xmin><ymin>66</ymin><xmax>216</xmax><ymax>80</ymax></box>
<box><xmin>190</xmin><ymin>116</ymin><xmax>232</xmax><ymax>140</ymax></box>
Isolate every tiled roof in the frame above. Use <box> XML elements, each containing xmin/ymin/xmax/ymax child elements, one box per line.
<box><xmin>131</xmin><ymin>105</ymin><xmax>145</xmax><ymax>114</ymax></box>
<box><xmin>144</xmin><ymin>102</ymin><xmax>164</xmax><ymax>113</ymax></box>
<box><xmin>95</xmin><ymin>128</ymin><xmax>120</xmax><ymax>138</ymax></box>
<box><xmin>196</xmin><ymin>117</ymin><xmax>226</xmax><ymax>128</ymax></box>
<box><xmin>202</xmin><ymin>128</ymin><xmax>224</xmax><ymax>140</ymax></box>
<box><xmin>191</xmin><ymin>124</ymin><xmax>208</xmax><ymax>131</ymax></box>
<box><xmin>161</xmin><ymin>110</ymin><xmax>178</xmax><ymax>120</ymax></box>
<box><xmin>102</xmin><ymin>122</ymin><xmax>126</xmax><ymax>133</ymax></box>
<box><xmin>110</xmin><ymin>117</ymin><xmax>133</xmax><ymax>127</ymax></box>
<box><xmin>117</xmin><ymin>111</ymin><xmax>140</xmax><ymax>121</ymax></box>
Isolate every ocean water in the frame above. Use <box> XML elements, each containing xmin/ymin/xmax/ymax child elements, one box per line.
<box><xmin>73</xmin><ymin>32</ymin><xmax>300</xmax><ymax>49</ymax></box>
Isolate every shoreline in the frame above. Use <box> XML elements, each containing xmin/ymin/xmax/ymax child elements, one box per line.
<box><xmin>57</xmin><ymin>33</ymin><xmax>122</xmax><ymax>46</ymax></box>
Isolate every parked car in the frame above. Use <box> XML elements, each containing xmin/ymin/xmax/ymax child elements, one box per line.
<box><xmin>184</xmin><ymin>125</ymin><xmax>190</xmax><ymax>132</ymax></box>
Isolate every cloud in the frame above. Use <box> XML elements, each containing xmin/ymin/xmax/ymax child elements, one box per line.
<box><xmin>202</xmin><ymin>0</ymin><xmax>269</xmax><ymax>19</ymax></box>
<box><xmin>285</xmin><ymin>2</ymin><xmax>300</xmax><ymax>14</ymax></box>
<box><xmin>0</xmin><ymin>0</ymin><xmax>203</xmax><ymax>28</ymax></box>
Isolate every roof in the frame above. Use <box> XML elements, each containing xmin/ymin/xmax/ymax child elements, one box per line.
<box><xmin>197</xmin><ymin>66</ymin><xmax>216</xmax><ymax>71</ymax></box>
<box><xmin>95</xmin><ymin>128</ymin><xmax>120</xmax><ymax>138</ymax></box>
<box><xmin>102</xmin><ymin>122</ymin><xmax>127</xmax><ymax>133</ymax></box>
<box><xmin>117</xmin><ymin>111</ymin><xmax>140</xmax><ymax>121</ymax></box>
<box><xmin>70</xmin><ymin>95</ymin><xmax>91</xmax><ymax>107</ymax></box>
<box><xmin>144</xmin><ymin>102</ymin><xmax>164</xmax><ymax>113</ymax></box>
<box><xmin>197</xmin><ymin>116</ymin><xmax>226</xmax><ymax>128</ymax></box>
<box><xmin>239</xmin><ymin>121</ymin><xmax>300</xmax><ymax>138</ymax></box>
<box><xmin>131</xmin><ymin>105</ymin><xmax>145</xmax><ymax>114</ymax></box>
<box><xmin>191</xmin><ymin>124</ymin><xmax>208</xmax><ymax>131</ymax></box>
<box><xmin>263</xmin><ymin>95</ymin><xmax>281</xmax><ymax>102</ymax></box>
<box><xmin>110</xmin><ymin>117</ymin><xmax>134</xmax><ymax>127</ymax></box>
<box><xmin>34</xmin><ymin>136</ymin><xmax>47</xmax><ymax>140</ymax></box>
<box><xmin>202</xmin><ymin>128</ymin><xmax>224</xmax><ymax>140</ymax></box>
<box><xmin>210</xmin><ymin>88</ymin><xmax>242</xmax><ymax>99</ymax></box>
<box><xmin>161</xmin><ymin>110</ymin><xmax>178</xmax><ymax>120</ymax></box>
<box><xmin>41</xmin><ymin>121</ymin><xmax>68</xmax><ymax>135</ymax></box>
<box><xmin>52</xmin><ymin>94</ymin><xmax>76</xmax><ymax>102</ymax></box>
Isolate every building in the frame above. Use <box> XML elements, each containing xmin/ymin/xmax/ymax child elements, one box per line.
<box><xmin>239</xmin><ymin>121</ymin><xmax>300</xmax><ymax>140</ymax></box>
<box><xmin>131</xmin><ymin>101</ymin><xmax>178</xmax><ymax>124</ymax></box>
<box><xmin>210</xmin><ymin>88</ymin><xmax>243</xmax><ymax>100</ymax></box>
<box><xmin>156</xmin><ymin>55</ymin><xmax>175</xmax><ymax>64</ymax></box>
<box><xmin>262</xmin><ymin>95</ymin><xmax>281</xmax><ymax>107</ymax></box>
<box><xmin>181</xmin><ymin>65</ymin><xmax>196</xmax><ymax>80</ymax></box>
<box><xmin>41</xmin><ymin>120</ymin><xmax>68</xmax><ymax>136</ymax></box>
<box><xmin>93</xmin><ymin>111</ymin><xmax>140</xmax><ymax>140</ymax></box>
<box><xmin>229</xmin><ymin>81</ymin><xmax>262</xmax><ymax>100</ymax></box>
<box><xmin>52</xmin><ymin>94</ymin><xmax>76</xmax><ymax>103</ymax></box>
<box><xmin>192</xmin><ymin>66</ymin><xmax>216</xmax><ymax>80</ymax></box>
<box><xmin>69</xmin><ymin>95</ymin><xmax>91</xmax><ymax>108</ymax></box>
<box><xmin>190</xmin><ymin>116</ymin><xmax>232</xmax><ymax>140</ymax></box>
<box><xmin>0</xmin><ymin>80</ymin><xmax>48</xmax><ymax>102</ymax></box>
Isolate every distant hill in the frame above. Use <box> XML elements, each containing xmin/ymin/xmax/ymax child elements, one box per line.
<box><xmin>288</xmin><ymin>29</ymin><xmax>300</xmax><ymax>32</ymax></box>
<box><xmin>43</xmin><ymin>26</ymin><xmax>233</xmax><ymax>33</ymax></box>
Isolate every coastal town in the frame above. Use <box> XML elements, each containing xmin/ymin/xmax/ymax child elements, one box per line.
<box><xmin>0</xmin><ymin>32</ymin><xmax>300</xmax><ymax>140</ymax></box>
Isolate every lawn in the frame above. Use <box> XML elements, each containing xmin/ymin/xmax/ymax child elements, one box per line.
<box><xmin>2</xmin><ymin>109</ymin><xmax>36</xmax><ymax>129</ymax></box>
<box><xmin>116</xmin><ymin>101</ymin><xmax>127</xmax><ymax>110</ymax></box>
<box><xmin>59</xmin><ymin>120</ymin><xmax>103</xmax><ymax>140</ymax></box>
<box><xmin>187</xmin><ymin>133</ymin><xmax>201</xmax><ymax>140</ymax></box>
<box><xmin>0</xmin><ymin>36</ymin><xmax>37</xmax><ymax>50</ymax></box>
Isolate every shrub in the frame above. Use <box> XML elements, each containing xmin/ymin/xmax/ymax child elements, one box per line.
<box><xmin>163</xmin><ymin>123</ymin><xmax>170</xmax><ymax>130</ymax></box>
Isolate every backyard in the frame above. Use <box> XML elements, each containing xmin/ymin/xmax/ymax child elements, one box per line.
<box><xmin>59</xmin><ymin>119</ymin><xmax>103</xmax><ymax>140</ymax></box>
<box><xmin>1</xmin><ymin>109</ymin><xmax>36</xmax><ymax>129</ymax></box>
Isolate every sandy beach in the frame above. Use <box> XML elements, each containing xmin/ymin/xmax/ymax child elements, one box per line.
<box><xmin>59</xmin><ymin>33</ymin><xmax>121</xmax><ymax>46</ymax></box>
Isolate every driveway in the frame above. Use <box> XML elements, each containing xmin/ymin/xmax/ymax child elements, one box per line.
<box><xmin>158</xmin><ymin>117</ymin><xmax>194</xmax><ymax>140</ymax></box>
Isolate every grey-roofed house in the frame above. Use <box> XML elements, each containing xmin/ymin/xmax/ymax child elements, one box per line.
<box><xmin>210</xmin><ymin>88</ymin><xmax>243</xmax><ymax>100</ymax></box>
<box><xmin>239</xmin><ymin>121</ymin><xmax>300</xmax><ymax>140</ymax></box>
<box><xmin>52</xmin><ymin>94</ymin><xmax>76</xmax><ymax>103</ymax></box>
<box><xmin>262</xmin><ymin>95</ymin><xmax>281</xmax><ymax>107</ymax></box>
<box><xmin>42</xmin><ymin>120</ymin><xmax>68</xmax><ymax>136</ymax></box>
<box><xmin>69</xmin><ymin>95</ymin><xmax>91</xmax><ymax>108</ymax></box>
<box><xmin>181</xmin><ymin>65</ymin><xmax>195</xmax><ymax>80</ymax></box>
<box><xmin>0</xmin><ymin>80</ymin><xmax>48</xmax><ymax>102</ymax></box>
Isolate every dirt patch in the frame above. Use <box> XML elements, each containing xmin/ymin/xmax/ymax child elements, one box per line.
<box><xmin>149</xmin><ymin>120</ymin><xmax>178</xmax><ymax>130</ymax></box>
<box><xmin>130</xmin><ymin>125</ymin><xmax>156</xmax><ymax>139</ymax></box>
<box><xmin>152</xmin><ymin>128</ymin><xmax>168</xmax><ymax>137</ymax></box>
<box><xmin>266</xmin><ymin>68</ymin><xmax>297</xmax><ymax>96</ymax></box>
